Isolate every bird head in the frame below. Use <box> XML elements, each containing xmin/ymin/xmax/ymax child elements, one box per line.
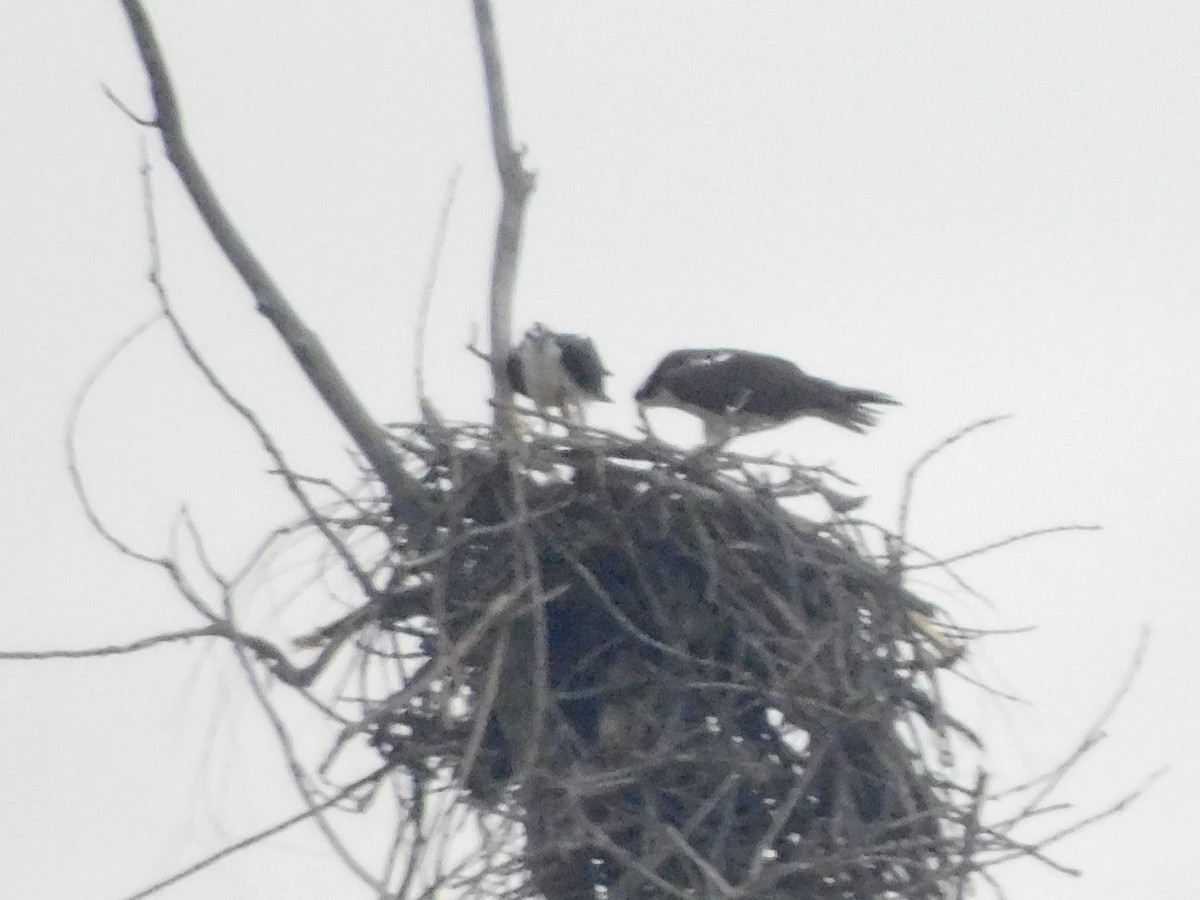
<box><xmin>635</xmin><ymin>350</ymin><xmax>699</xmax><ymax>407</ymax></box>
<box><xmin>633</xmin><ymin>377</ymin><xmax>658</xmax><ymax>404</ymax></box>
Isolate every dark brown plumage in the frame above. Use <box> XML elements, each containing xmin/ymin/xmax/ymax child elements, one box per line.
<box><xmin>635</xmin><ymin>348</ymin><xmax>898</xmax><ymax>444</ymax></box>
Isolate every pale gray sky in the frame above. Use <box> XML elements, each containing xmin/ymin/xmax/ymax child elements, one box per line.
<box><xmin>3</xmin><ymin>2</ymin><xmax>1197</xmax><ymax>897</ymax></box>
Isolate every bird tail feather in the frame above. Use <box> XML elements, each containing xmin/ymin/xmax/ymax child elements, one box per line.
<box><xmin>834</xmin><ymin>389</ymin><xmax>899</xmax><ymax>432</ymax></box>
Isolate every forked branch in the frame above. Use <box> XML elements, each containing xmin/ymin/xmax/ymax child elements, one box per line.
<box><xmin>473</xmin><ymin>0</ymin><xmax>536</xmax><ymax>434</ymax></box>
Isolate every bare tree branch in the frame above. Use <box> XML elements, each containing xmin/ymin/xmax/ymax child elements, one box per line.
<box><xmin>906</xmin><ymin>524</ymin><xmax>1102</xmax><ymax>570</ymax></box>
<box><xmin>893</xmin><ymin>415</ymin><xmax>1013</xmax><ymax>568</ymax></box>
<box><xmin>993</xmin><ymin>767</ymin><xmax>1164</xmax><ymax>866</ymax></box>
<box><xmin>117</xmin><ymin>0</ymin><xmax>427</xmax><ymax>522</ymax></box>
<box><xmin>232</xmin><ymin>626</ymin><xmax>388</xmax><ymax>892</ymax></box>
<box><xmin>65</xmin><ymin>312</ymin><xmax>165</xmax><ymax>565</ymax></box>
<box><xmin>0</xmin><ymin>627</ymin><xmax>221</xmax><ymax>661</ymax></box>
<box><xmin>1001</xmin><ymin>626</ymin><xmax>1150</xmax><ymax>818</ymax></box>
<box><xmin>414</xmin><ymin>164</ymin><xmax>463</xmax><ymax>429</ymax></box>
<box><xmin>136</xmin><ymin>149</ymin><xmax>379</xmax><ymax>608</ymax></box>
<box><xmin>115</xmin><ymin>764</ymin><xmax>389</xmax><ymax>900</ymax></box>
<box><xmin>472</xmin><ymin>0</ymin><xmax>535</xmax><ymax>435</ymax></box>
<box><xmin>954</xmin><ymin>771</ymin><xmax>988</xmax><ymax>900</ymax></box>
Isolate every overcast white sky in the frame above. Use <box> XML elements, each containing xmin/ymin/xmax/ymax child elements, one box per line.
<box><xmin>3</xmin><ymin>2</ymin><xmax>1198</xmax><ymax>898</ymax></box>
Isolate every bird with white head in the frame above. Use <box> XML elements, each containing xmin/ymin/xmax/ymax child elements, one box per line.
<box><xmin>506</xmin><ymin>323</ymin><xmax>612</xmax><ymax>426</ymax></box>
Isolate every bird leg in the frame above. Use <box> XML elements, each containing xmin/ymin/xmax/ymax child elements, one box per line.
<box><xmin>700</xmin><ymin>417</ymin><xmax>734</xmax><ymax>451</ymax></box>
<box><xmin>698</xmin><ymin>390</ymin><xmax>752</xmax><ymax>450</ymax></box>
<box><xmin>636</xmin><ymin>404</ymin><xmax>657</xmax><ymax>440</ymax></box>
<box><xmin>561</xmin><ymin>399</ymin><xmax>586</xmax><ymax>429</ymax></box>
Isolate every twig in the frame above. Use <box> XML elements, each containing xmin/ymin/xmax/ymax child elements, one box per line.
<box><xmin>906</xmin><ymin>524</ymin><xmax>1101</xmax><ymax>570</ymax></box>
<box><xmin>101</xmin><ymin>82</ymin><xmax>153</xmax><ymax>126</ymax></box>
<box><xmin>114</xmin><ymin>764</ymin><xmax>389</xmax><ymax>900</ymax></box>
<box><xmin>322</xmin><ymin>582</ymin><xmax>552</xmax><ymax>769</ymax></box>
<box><xmin>136</xmin><ymin>145</ymin><xmax>378</xmax><ymax>609</ymax></box>
<box><xmin>991</xmin><ymin>768</ymin><xmax>1164</xmax><ymax>867</ymax></box>
<box><xmin>954</xmin><ymin>771</ymin><xmax>988</xmax><ymax>900</ymax></box>
<box><xmin>65</xmin><ymin>312</ymin><xmax>164</xmax><ymax>564</ymax></box>
<box><xmin>1001</xmin><ymin>626</ymin><xmax>1149</xmax><ymax>818</ymax></box>
<box><xmin>414</xmin><ymin>164</ymin><xmax>463</xmax><ymax>429</ymax></box>
<box><xmin>0</xmin><ymin>627</ymin><xmax>222</xmax><ymax>661</ymax></box>
<box><xmin>230</xmin><ymin>620</ymin><xmax>386</xmax><ymax>892</ymax></box>
<box><xmin>894</xmin><ymin>415</ymin><xmax>1012</xmax><ymax>567</ymax></box>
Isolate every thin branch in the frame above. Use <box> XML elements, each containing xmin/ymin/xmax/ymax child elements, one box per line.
<box><xmin>117</xmin><ymin>0</ymin><xmax>427</xmax><ymax>522</ymax></box>
<box><xmin>231</xmin><ymin>621</ymin><xmax>387</xmax><ymax>891</ymax></box>
<box><xmin>472</xmin><ymin>0</ymin><xmax>535</xmax><ymax>435</ymax></box>
<box><xmin>321</xmin><ymin>582</ymin><xmax>553</xmax><ymax>771</ymax></box>
<box><xmin>906</xmin><ymin>524</ymin><xmax>1102</xmax><ymax>570</ymax></box>
<box><xmin>66</xmin><ymin>312</ymin><xmax>164</xmax><ymax>565</ymax></box>
<box><xmin>664</xmin><ymin>826</ymin><xmax>735</xmax><ymax>897</ymax></box>
<box><xmin>1003</xmin><ymin>626</ymin><xmax>1150</xmax><ymax>819</ymax></box>
<box><xmin>991</xmin><ymin>768</ymin><xmax>1164</xmax><ymax>868</ymax></box>
<box><xmin>0</xmin><ymin>627</ymin><xmax>221</xmax><ymax>661</ymax></box>
<box><xmin>0</xmin><ymin>597</ymin><xmax>343</xmax><ymax>690</ymax></box>
<box><xmin>136</xmin><ymin>148</ymin><xmax>378</xmax><ymax>608</ymax></box>
<box><xmin>414</xmin><ymin>164</ymin><xmax>462</xmax><ymax>429</ymax></box>
<box><xmin>894</xmin><ymin>415</ymin><xmax>1012</xmax><ymax>565</ymax></box>
<box><xmin>115</xmin><ymin>764</ymin><xmax>389</xmax><ymax>900</ymax></box>
<box><xmin>101</xmin><ymin>82</ymin><xmax>153</xmax><ymax>125</ymax></box>
<box><xmin>954</xmin><ymin>771</ymin><xmax>988</xmax><ymax>900</ymax></box>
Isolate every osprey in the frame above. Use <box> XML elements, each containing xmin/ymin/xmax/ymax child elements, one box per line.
<box><xmin>506</xmin><ymin>324</ymin><xmax>612</xmax><ymax>424</ymax></box>
<box><xmin>635</xmin><ymin>348</ymin><xmax>898</xmax><ymax>445</ymax></box>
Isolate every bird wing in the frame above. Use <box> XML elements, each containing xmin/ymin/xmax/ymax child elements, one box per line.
<box><xmin>660</xmin><ymin>352</ymin><xmax>896</xmax><ymax>427</ymax></box>
<box><xmin>558</xmin><ymin>335</ymin><xmax>611</xmax><ymax>400</ymax></box>
<box><xmin>659</xmin><ymin>352</ymin><xmax>807</xmax><ymax>417</ymax></box>
<box><xmin>505</xmin><ymin>350</ymin><xmax>527</xmax><ymax>396</ymax></box>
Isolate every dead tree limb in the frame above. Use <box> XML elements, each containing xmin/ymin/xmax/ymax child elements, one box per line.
<box><xmin>115</xmin><ymin>764</ymin><xmax>390</xmax><ymax>900</ymax></box>
<box><xmin>893</xmin><ymin>415</ymin><xmax>1012</xmax><ymax>570</ymax></box>
<box><xmin>414</xmin><ymin>165</ymin><xmax>463</xmax><ymax>430</ymax></box>
<box><xmin>473</xmin><ymin>0</ymin><xmax>535</xmax><ymax>435</ymax></box>
<box><xmin>117</xmin><ymin>0</ymin><xmax>427</xmax><ymax>522</ymax></box>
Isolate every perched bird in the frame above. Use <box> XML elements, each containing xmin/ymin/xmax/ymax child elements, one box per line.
<box><xmin>635</xmin><ymin>348</ymin><xmax>898</xmax><ymax>445</ymax></box>
<box><xmin>506</xmin><ymin>323</ymin><xmax>611</xmax><ymax>424</ymax></box>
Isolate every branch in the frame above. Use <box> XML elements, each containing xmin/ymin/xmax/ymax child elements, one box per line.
<box><xmin>893</xmin><ymin>415</ymin><xmax>1012</xmax><ymax>566</ymax></box>
<box><xmin>65</xmin><ymin>312</ymin><xmax>165</xmax><ymax>567</ymax></box>
<box><xmin>232</xmin><ymin>623</ymin><xmax>386</xmax><ymax>891</ymax></box>
<box><xmin>993</xmin><ymin>767</ymin><xmax>1164</xmax><ymax>867</ymax></box>
<box><xmin>472</xmin><ymin>0</ymin><xmax>536</xmax><ymax>435</ymax></box>
<box><xmin>0</xmin><ymin>627</ymin><xmax>221</xmax><ymax>661</ymax></box>
<box><xmin>1001</xmin><ymin>626</ymin><xmax>1150</xmax><ymax>820</ymax></box>
<box><xmin>115</xmin><ymin>764</ymin><xmax>389</xmax><ymax>900</ymax></box>
<box><xmin>906</xmin><ymin>524</ymin><xmax>1102</xmax><ymax>570</ymax></box>
<box><xmin>954</xmin><ymin>771</ymin><xmax>988</xmax><ymax>900</ymax></box>
<box><xmin>117</xmin><ymin>1</ymin><xmax>427</xmax><ymax>522</ymax></box>
<box><xmin>414</xmin><ymin>164</ymin><xmax>462</xmax><ymax>430</ymax></box>
<box><xmin>133</xmin><ymin>151</ymin><xmax>381</xmax><ymax>616</ymax></box>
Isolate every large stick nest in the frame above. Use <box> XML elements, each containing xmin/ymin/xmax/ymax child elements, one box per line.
<box><xmin>311</xmin><ymin>423</ymin><xmax>977</xmax><ymax>900</ymax></box>
<box><xmin>97</xmin><ymin>6</ymin><xmax>1141</xmax><ymax>895</ymax></box>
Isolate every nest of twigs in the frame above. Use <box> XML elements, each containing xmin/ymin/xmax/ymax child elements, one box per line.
<box><xmin>300</xmin><ymin>421</ymin><xmax>983</xmax><ymax>900</ymax></box>
<box><xmin>93</xmin><ymin>9</ymin><xmax>1143</xmax><ymax>895</ymax></box>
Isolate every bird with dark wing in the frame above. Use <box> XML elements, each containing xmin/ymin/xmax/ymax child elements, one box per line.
<box><xmin>506</xmin><ymin>324</ymin><xmax>612</xmax><ymax>425</ymax></box>
<box><xmin>635</xmin><ymin>348</ymin><xmax>898</xmax><ymax>446</ymax></box>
